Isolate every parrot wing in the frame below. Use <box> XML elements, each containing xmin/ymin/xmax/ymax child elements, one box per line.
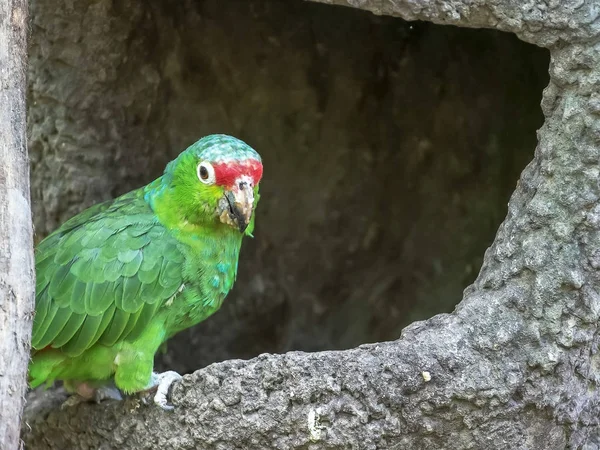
<box><xmin>32</xmin><ymin>189</ymin><xmax>185</xmax><ymax>357</ymax></box>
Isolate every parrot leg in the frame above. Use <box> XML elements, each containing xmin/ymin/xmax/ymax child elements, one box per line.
<box><xmin>93</xmin><ymin>384</ymin><xmax>124</xmax><ymax>403</ymax></box>
<box><xmin>60</xmin><ymin>394</ymin><xmax>86</xmax><ymax>409</ymax></box>
<box><xmin>112</xmin><ymin>326</ymin><xmax>181</xmax><ymax>409</ymax></box>
<box><xmin>60</xmin><ymin>380</ymin><xmax>123</xmax><ymax>408</ymax></box>
<box><xmin>143</xmin><ymin>371</ymin><xmax>182</xmax><ymax>411</ymax></box>
<box><xmin>74</xmin><ymin>381</ymin><xmax>122</xmax><ymax>402</ymax></box>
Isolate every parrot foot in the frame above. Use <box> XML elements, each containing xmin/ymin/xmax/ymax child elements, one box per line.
<box><xmin>143</xmin><ymin>371</ymin><xmax>182</xmax><ymax>411</ymax></box>
<box><xmin>60</xmin><ymin>381</ymin><xmax>123</xmax><ymax>408</ymax></box>
<box><xmin>94</xmin><ymin>385</ymin><xmax>124</xmax><ymax>403</ymax></box>
<box><xmin>60</xmin><ymin>394</ymin><xmax>86</xmax><ymax>409</ymax></box>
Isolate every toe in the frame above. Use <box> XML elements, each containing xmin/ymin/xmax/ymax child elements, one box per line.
<box><xmin>95</xmin><ymin>386</ymin><xmax>123</xmax><ymax>403</ymax></box>
<box><xmin>151</xmin><ymin>371</ymin><xmax>182</xmax><ymax>410</ymax></box>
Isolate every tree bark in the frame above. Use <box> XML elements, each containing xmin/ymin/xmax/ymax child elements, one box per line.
<box><xmin>0</xmin><ymin>0</ymin><xmax>34</xmax><ymax>449</ymax></box>
<box><xmin>21</xmin><ymin>0</ymin><xmax>600</xmax><ymax>449</ymax></box>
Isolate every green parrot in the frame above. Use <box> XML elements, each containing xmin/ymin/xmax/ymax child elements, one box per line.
<box><xmin>29</xmin><ymin>134</ymin><xmax>263</xmax><ymax>409</ymax></box>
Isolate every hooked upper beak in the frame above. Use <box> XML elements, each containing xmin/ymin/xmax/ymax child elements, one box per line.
<box><xmin>218</xmin><ymin>177</ymin><xmax>255</xmax><ymax>233</ymax></box>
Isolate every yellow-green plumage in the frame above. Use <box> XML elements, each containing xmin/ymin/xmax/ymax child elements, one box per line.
<box><xmin>29</xmin><ymin>135</ymin><xmax>262</xmax><ymax>395</ymax></box>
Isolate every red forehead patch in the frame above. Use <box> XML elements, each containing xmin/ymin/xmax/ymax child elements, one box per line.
<box><xmin>213</xmin><ymin>159</ymin><xmax>263</xmax><ymax>187</ymax></box>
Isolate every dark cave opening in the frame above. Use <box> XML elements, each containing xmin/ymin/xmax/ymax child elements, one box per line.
<box><xmin>28</xmin><ymin>0</ymin><xmax>549</xmax><ymax>374</ymax></box>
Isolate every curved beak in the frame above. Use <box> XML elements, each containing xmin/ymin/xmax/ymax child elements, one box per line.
<box><xmin>218</xmin><ymin>177</ymin><xmax>255</xmax><ymax>233</ymax></box>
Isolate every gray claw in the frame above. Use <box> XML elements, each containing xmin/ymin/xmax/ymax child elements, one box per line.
<box><xmin>145</xmin><ymin>371</ymin><xmax>182</xmax><ymax>410</ymax></box>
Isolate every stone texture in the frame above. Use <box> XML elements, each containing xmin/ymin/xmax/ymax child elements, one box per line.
<box><xmin>311</xmin><ymin>0</ymin><xmax>600</xmax><ymax>48</ymax></box>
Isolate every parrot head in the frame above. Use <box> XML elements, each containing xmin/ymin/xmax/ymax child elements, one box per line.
<box><xmin>153</xmin><ymin>134</ymin><xmax>263</xmax><ymax>235</ymax></box>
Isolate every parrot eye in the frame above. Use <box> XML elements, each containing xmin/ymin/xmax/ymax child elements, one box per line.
<box><xmin>197</xmin><ymin>162</ymin><xmax>216</xmax><ymax>185</ymax></box>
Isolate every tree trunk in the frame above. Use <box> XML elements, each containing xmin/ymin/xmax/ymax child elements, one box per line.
<box><xmin>21</xmin><ymin>0</ymin><xmax>600</xmax><ymax>449</ymax></box>
<box><xmin>0</xmin><ymin>0</ymin><xmax>34</xmax><ymax>449</ymax></box>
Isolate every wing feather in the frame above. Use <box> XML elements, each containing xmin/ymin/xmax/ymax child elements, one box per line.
<box><xmin>126</xmin><ymin>301</ymin><xmax>162</xmax><ymax>341</ymax></box>
<box><xmin>119</xmin><ymin>277</ymin><xmax>143</xmax><ymax>313</ymax></box>
<box><xmin>32</xmin><ymin>302</ymin><xmax>59</xmax><ymax>345</ymax></box>
<box><xmin>61</xmin><ymin>313</ymin><xmax>105</xmax><ymax>356</ymax></box>
<box><xmin>51</xmin><ymin>313</ymin><xmax>86</xmax><ymax>347</ymax></box>
<box><xmin>99</xmin><ymin>309</ymin><xmax>130</xmax><ymax>347</ymax></box>
<box><xmin>32</xmin><ymin>189</ymin><xmax>185</xmax><ymax>355</ymax></box>
<box><xmin>35</xmin><ymin>306</ymin><xmax>72</xmax><ymax>349</ymax></box>
<box><xmin>119</xmin><ymin>304</ymin><xmax>146</xmax><ymax>341</ymax></box>
<box><xmin>89</xmin><ymin>304</ymin><xmax>117</xmax><ymax>347</ymax></box>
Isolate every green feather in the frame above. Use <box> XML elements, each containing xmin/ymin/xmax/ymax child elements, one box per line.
<box><xmin>51</xmin><ymin>313</ymin><xmax>86</xmax><ymax>347</ymax></box>
<box><xmin>121</xmin><ymin>251</ymin><xmax>143</xmax><ymax>277</ymax></box>
<box><xmin>115</xmin><ymin>232</ymin><xmax>150</xmax><ymax>250</ymax></box>
<box><xmin>99</xmin><ymin>244</ymin><xmax>120</xmax><ymax>261</ymax></box>
<box><xmin>81</xmin><ymin>226</ymin><xmax>116</xmax><ymax>248</ymax></box>
<box><xmin>48</xmin><ymin>264</ymin><xmax>77</xmax><ymax>303</ymax></box>
<box><xmin>32</xmin><ymin>287</ymin><xmax>51</xmax><ymax>337</ymax></box>
<box><xmin>118</xmin><ymin>249</ymin><xmax>140</xmax><ymax>264</ymax></box>
<box><xmin>35</xmin><ymin>256</ymin><xmax>54</xmax><ymax>283</ymax></box>
<box><xmin>85</xmin><ymin>281</ymin><xmax>112</xmax><ymax>316</ymax></box>
<box><xmin>140</xmin><ymin>276</ymin><xmax>162</xmax><ymax>303</ymax></box>
<box><xmin>35</xmin><ymin>306</ymin><xmax>72</xmax><ymax>349</ymax></box>
<box><xmin>147</xmin><ymin>226</ymin><xmax>164</xmax><ymax>240</ymax></box>
<box><xmin>170</xmin><ymin>249</ymin><xmax>185</xmax><ymax>264</ymax></box>
<box><xmin>31</xmin><ymin>302</ymin><xmax>58</xmax><ymax>346</ymax></box>
<box><xmin>120</xmin><ymin>304</ymin><xmax>145</xmax><ymax>341</ymax></box>
<box><xmin>159</xmin><ymin>259</ymin><xmax>181</xmax><ymax>290</ymax></box>
<box><xmin>138</xmin><ymin>257</ymin><xmax>162</xmax><ymax>284</ymax></box>
<box><xmin>161</xmin><ymin>281</ymin><xmax>181</xmax><ymax>301</ymax></box>
<box><xmin>48</xmin><ymin>264</ymin><xmax>71</xmax><ymax>297</ymax></box>
<box><xmin>139</xmin><ymin>253</ymin><xmax>160</xmax><ymax>272</ymax></box>
<box><xmin>99</xmin><ymin>308</ymin><xmax>130</xmax><ymax>346</ymax></box>
<box><xmin>140</xmin><ymin>241</ymin><xmax>165</xmax><ymax>266</ymax></box>
<box><xmin>124</xmin><ymin>301</ymin><xmax>161</xmax><ymax>341</ymax></box>
<box><xmin>103</xmin><ymin>259</ymin><xmax>125</xmax><ymax>282</ymax></box>
<box><xmin>61</xmin><ymin>313</ymin><xmax>104</xmax><ymax>357</ymax></box>
<box><xmin>35</xmin><ymin>277</ymin><xmax>50</xmax><ymax>298</ymax></box>
<box><xmin>58</xmin><ymin>227</ymin><xmax>87</xmax><ymax>252</ymax></box>
<box><xmin>112</xmin><ymin>278</ymin><xmax>124</xmax><ymax>304</ymax></box>
<box><xmin>120</xmin><ymin>276</ymin><xmax>143</xmax><ymax>313</ymax></box>
<box><xmin>91</xmin><ymin>253</ymin><xmax>111</xmax><ymax>280</ymax></box>
<box><xmin>71</xmin><ymin>256</ymin><xmax>97</xmax><ymax>283</ymax></box>
<box><xmin>89</xmin><ymin>304</ymin><xmax>117</xmax><ymax>348</ymax></box>
<box><xmin>69</xmin><ymin>280</ymin><xmax>87</xmax><ymax>314</ymax></box>
<box><xmin>54</xmin><ymin>243</ymin><xmax>79</xmax><ymax>265</ymax></box>
<box><xmin>128</xmin><ymin>225</ymin><xmax>153</xmax><ymax>237</ymax></box>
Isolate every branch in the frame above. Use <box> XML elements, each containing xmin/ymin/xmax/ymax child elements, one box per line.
<box><xmin>306</xmin><ymin>0</ymin><xmax>600</xmax><ymax>47</ymax></box>
<box><xmin>0</xmin><ymin>0</ymin><xmax>35</xmax><ymax>448</ymax></box>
